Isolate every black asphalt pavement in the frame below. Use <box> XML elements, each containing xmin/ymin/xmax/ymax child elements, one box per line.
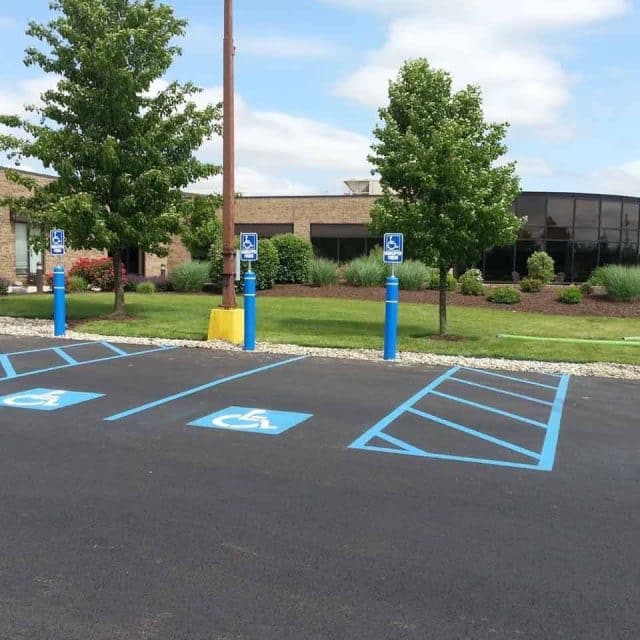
<box><xmin>0</xmin><ymin>335</ymin><xmax>637</xmax><ymax>639</ymax></box>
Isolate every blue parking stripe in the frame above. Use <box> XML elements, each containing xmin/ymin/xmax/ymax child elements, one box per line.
<box><xmin>53</xmin><ymin>347</ymin><xmax>78</xmax><ymax>365</ymax></box>
<box><xmin>430</xmin><ymin>390</ymin><xmax>548</xmax><ymax>429</ymax></box>
<box><xmin>407</xmin><ymin>407</ymin><xmax>541</xmax><ymax>460</ymax></box>
<box><xmin>105</xmin><ymin>355</ymin><xmax>309</xmax><ymax>422</ymax></box>
<box><xmin>538</xmin><ymin>375</ymin><xmax>570</xmax><ymax>471</ymax></box>
<box><xmin>100</xmin><ymin>341</ymin><xmax>128</xmax><ymax>356</ymax></box>
<box><xmin>0</xmin><ymin>341</ymin><xmax>96</xmax><ymax>357</ymax></box>
<box><xmin>349</xmin><ymin>367</ymin><xmax>461</xmax><ymax>450</ymax></box>
<box><xmin>0</xmin><ymin>355</ymin><xmax>17</xmax><ymax>379</ymax></box>
<box><xmin>460</xmin><ymin>367</ymin><xmax>559</xmax><ymax>390</ymax></box>
<box><xmin>0</xmin><ymin>345</ymin><xmax>176</xmax><ymax>382</ymax></box>
<box><xmin>449</xmin><ymin>376</ymin><xmax>553</xmax><ymax>406</ymax></box>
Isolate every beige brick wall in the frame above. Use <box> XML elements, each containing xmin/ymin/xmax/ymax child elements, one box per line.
<box><xmin>235</xmin><ymin>195</ymin><xmax>376</xmax><ymax>240</ymax></box>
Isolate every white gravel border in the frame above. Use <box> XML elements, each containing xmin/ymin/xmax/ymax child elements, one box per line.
<box><xmin>1</xmin><ymin>316</ymin><xmax>640</xmax><ymax>380</ymax></box>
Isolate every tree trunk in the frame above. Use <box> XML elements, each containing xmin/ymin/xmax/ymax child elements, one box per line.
<box><xmin>438</xmin><ymin>265</ymin><xmax>448</xmax><ymax>336</ymax></box>
<box><xmin>112</xmin><ymin>252</ymin><xmax>126</xmax><ymax>316</ymax></box>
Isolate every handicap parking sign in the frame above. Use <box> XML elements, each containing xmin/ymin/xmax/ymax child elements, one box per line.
<box><xmin>189</xmin><ymin>406</ymin><xmax>312</xmax><ymax>435</ymax></box>
<box><xmin>383</xmin><ymin>233</ymin><xmax>404</xmax><ymax>264</ymax></box>
<box><xmin>50</xmin><ymin>229</ymin><xmax>65</xmax><ymax>256</ymax></box>
<box><xmin>0</xmin><ymin>388</ymin><xmax>104</xmax><ymax>411</ymax></box>
<box><xmin>240</xmin><ymin>233</ymin><xmax>258</xmax><ymax>262</ymax></box>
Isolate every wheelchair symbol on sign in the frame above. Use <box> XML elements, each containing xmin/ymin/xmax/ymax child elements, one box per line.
<box><xmin>3</xmin><ymin>390</ymin><xmax>65</xmax><ymax>408</ymax></box>
<box><xmin>211</xmin><ymin>409</ymin><xmax>277</xmax><ymax>430</ymax></box>
<box><xmin>243</xmin><ymin>237</ymin><xmax>254</xmax><ymax>250</ymax></box>
<box><xmin>386</xmin><ymin>238</ymin><xmax>399</xmax><ymax>251</ymax></box>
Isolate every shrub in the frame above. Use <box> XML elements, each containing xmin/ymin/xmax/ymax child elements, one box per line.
<box><xmin>344</xmin><ymin>256</ymin><xmax>386</xmax><ymax>287</ymax></box>
<box><xmin>127</xmin><ymin>274</ymin><xmax>171</xmax><ymax>292</ymax></box>
<box><xmin>395</xmin><ymin>260</ymin><xmax>430</xmax><ymax>290</ymax></box>
<box><xmin>68</xmin><ymin>275</ymin><xmax>88</xmax><ymax>292</ymax></box>
<box><xmin>271</xmin><ymin>233</ymin><xmax>313</xmax><ymax>284</ymax></box>
<box><xmin>459</xmin><ymin>268</ymin><xmax>484</xmax><ymax>296</ymax></box>
<box><xmin>69</xmin><ymin>257</ymin><xmax>127</xmax><ymax>291</ymax></box>
<box><xmin>0</xmin><ymin>277</ymin><xmax>9</xmax><ymax>295</ymax></box>
<box><xmin>426</xmin><ymin>269</ymin><xmax>457</xmax><ymax>291</ymax></box>
<box><xmin>589</xmin><ymin>267</ymin><xmax>605</xmax><ymax>286</ymax></box>
<box><xmin>136</xmin><ymin>281</ymin><xmax>156</xmax><ymax>294</ymax></box>
<box><xmin>486</xmin><ymin>286</ymin><xmax>521</xmax><ymax>304</ymax></box>
<box><xmin>169</xmin><ymin>261</ymin><xmax>209</xmax><ymax>292</ymax></box>
<box><xmin>527</xmin><ymin>251</ymin><xmax>555</xmax><ymax>283</ymax></box>
<box><xmin>208</xmin><ymin>237</ymin><xmax>279</xmax><ymax>291</ymax></box>
<box><xmin>580</xmin><ymin>282</ymin><xmax>593</xmax><ymax>295</ymax></box>
<box><xmin>308</xmin><ymin>258</ymin><xmax>339</xmax><ymax>286</ymax></box>
<box><xmin>520</xmin><ymin>277</ymin><xmax>544</xmax><ymax>293</ymax></box>
<box><xmin>558</xmin><ymin>285</ymin><xmax>582</xmax><ymax>304</ymax></box>
<box><xmin>595</xmin><ymin>265</ymin><xmax>640</xmax><ymax>302</ymax></box>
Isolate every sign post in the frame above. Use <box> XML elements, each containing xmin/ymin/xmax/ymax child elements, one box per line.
<box><xmin>383</xmin><ymin>233</ymin><xmax>404</xmax><ymax>361</ymax></box>
<box><xmin>240</xmin><ymin>233</ymin><xmax>258</xmax><ymax>351</ymax></box>
<box><xmin>50</xmin><ymin>229</ymin><xmax>66</xmax><ymax>337</ymax></box>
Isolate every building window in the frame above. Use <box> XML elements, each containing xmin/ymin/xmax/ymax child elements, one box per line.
<box><xmin>575</xmin><ymin>198</ymin><xmax>600</xmax><ymax>227</ymax></box>
<box><xmin>234</xmin><ymin>223</ymin><xmax>293</xmax><ymax>238</ymax></box>
<box><xmin>483</xmin><ymin>245</ymin><xmax>514</xmax><ymax>282</ymax></box>
<box><xmin>15</xmin><ymin>222</ymin><xmax>29</xmax><ymax>276</ymax></box>
<box><xmin>546</xmin><ymin>197</ymin><xmax>574</xmax><ymax>238</ymax></box>
<box><xmin>573</xmin><ymin>243</ymin><xmax>598</xmax><ymax>281</ymax></box>
<box><xmin>600</xmin><ymin>199</ymin><xmax>622</xmax><ymax>229</ymax></box>
<box><xmin>516</xmin><ymin>194</ymin><xmax>546</xmax><ymax>226</ymax></box>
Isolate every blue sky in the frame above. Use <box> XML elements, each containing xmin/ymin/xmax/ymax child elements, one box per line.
<box><xmin>1</xmin><ymin>0</ymin><xmax>639</xmax><ymax>196</ymax></box>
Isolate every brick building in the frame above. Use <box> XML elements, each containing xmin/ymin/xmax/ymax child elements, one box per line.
<box><xmin>2</xmin><ymin>168</ymin><xmax>639</xmax><ymax>283</ymax></box>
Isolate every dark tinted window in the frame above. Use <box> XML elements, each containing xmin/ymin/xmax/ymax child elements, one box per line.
<box><xmin>235</xmin><ymin>224</ymin><xmax>293</xmax><ymax>238</ymax></box>
<box><xmin>574</xmin><ymin>227</ymin><xmax>599</xmax><ymax>243</ymax></box>
<box><xmin>546</xmin><ymin>197</ymin><xmax>573</xmax><ymax>230</ymax></box>
<box><xmin>517</xmin><ymin>194</ymin><xmax>546</xmax><ymax>226</ymax></box>
<box><xmin>545</xmin><ymin>241</ymin><xmax>572</xmax><ymax>279</ymax></box>
<box><xmin>514</xmin><ymin>239</ymin><xmax>543</xmax><ymax>278</ymax></box>
<box><xmin>622</xmin><ymin>201</ymin><xmax>639</xmax><ymax>230</ymax></box>
<box><xmin>484</xmin><ymin>245</ymin><xmax>514</xmax><ymax>281</ymax></box>
<box><xmin>575</xmin><ymin>198</ymin><xmax>600</xmax><ymax>227</ymax></box>
<box><xmin>312</xmin><ymin>237</ymin><xmax>338</xmax><ymax>260</ymax></box>
<box><xmin>518</xmin><ymin>226</ymin><xmax>544</xmax><ymax>241</ymax></box>
<box><xmin>339</xmin><ymin>238</ymin><xmax>367</xmax><ymax>263</ymax></box>
<box><xmin>598</xmin><ymin>241</ymin><xmax>621</xmax><ymax>266</ymax></box>
<box><xmin>572</xmin><ymin>243</ymin><xmax>598</xmax><ymax>281</ymax></box>
<box><xmin>620</xmin><ymin>242</ymin><xmax>639</xmax><ymax>265</ymax></box>
<box><xmin>600</xmin><ymin>200</ymin><xmax>622</xmax><ymax>229</ymax></box>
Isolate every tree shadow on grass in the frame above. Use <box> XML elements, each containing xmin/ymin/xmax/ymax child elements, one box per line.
<box><xmin>273</xmin><ymin>317</ymin><xmax>427</xmax><ymax>337</ymax></box>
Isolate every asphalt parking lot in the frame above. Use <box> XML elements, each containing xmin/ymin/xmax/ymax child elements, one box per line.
<box><xmin>0</xmin><ymin>335</ymin><xmax>638</xmax><ymax>639</ymax></box>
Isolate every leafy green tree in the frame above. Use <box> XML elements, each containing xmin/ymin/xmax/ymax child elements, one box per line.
<box><xmin>0</xmin><ymin>0</ymin><xmax>221</xmax><ymax>314</ymax></box>
<box><xmin>369</xmin><ymin>59</ymin><xmax>521</xmax><ymax>335</ymax></box>
<box><xmin>180</xmin><ymin>195</ymin><xmax>223</xmax><ymax>261</ymax></box>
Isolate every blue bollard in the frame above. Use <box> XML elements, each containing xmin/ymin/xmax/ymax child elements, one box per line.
<box><xmin>53</xmin><ymin>265</ymin><xmax>66</xmax><ymax>337</ymax></box>
<box><xmin>384</xmin><ymin>275</ymin><xmax>399</xmax><ymax>360</ymax></box>
<box><xmin>244</xmin><ymin>270</ymin><xmax>256</xmax><ymax>351</ymax></box>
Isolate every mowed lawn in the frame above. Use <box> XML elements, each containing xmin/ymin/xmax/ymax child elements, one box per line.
<box><xmin>3</xmin><ymin>292</ymin><xmax>640</xmax><ymax>364</ymax></box>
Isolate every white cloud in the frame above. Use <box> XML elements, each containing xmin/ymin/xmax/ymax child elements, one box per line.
<box><xmin>190</xmin><ymin>168</ymin><xmax>316</xmax><ymax>197</ymax></box>
<box><xmin>0</xmin><ymin>76</ymin><xmax>59</xmax><ymax>117</ymax></box>
<box><xmin>328</xmin><ymin>0</ymin><xmax>630</xmax><ymax>134</ymax></box>
<box><xmin>588</xmin><ymin>160</ymin><xmax>640</xmax><ymax>197</ymax></box>
<box><xmin>240</xmin><ymin>34</ymin><xmax>339</xmax><ymax>60</ymax></box>
<box><xmin>513</xmin><ymin>157</ymin><xmax>554</xmax><ymax>178</ymax></box>
<box><xmin>0</xmin><ymin>17</ymin><xmax>13</xmax><ymax>29</ymax></box>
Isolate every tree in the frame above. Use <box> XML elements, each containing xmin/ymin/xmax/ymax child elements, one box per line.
<box><xmin>180</xmin><ymin>194</ymin><xmax>223</xmax><ymax>261</ymax></box>
<box><xmin>369</xmin><ymin>59</ymin><xmax>521</xmax><ymax>335</ymax></box>
<box><xmin>0</xmin><ymin>0</ymin><xmax>221</xmax><ymax>314</ymax></box>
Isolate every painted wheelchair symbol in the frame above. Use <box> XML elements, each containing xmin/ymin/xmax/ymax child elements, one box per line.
<box><xmin>3</xmin><ymin>390</ymin><xmax>65</xmax><ymax>408</ymax></box>
<box><xmin>211</xmin><ymin>408</ymin><xmax>277</xmax><ymax>430</ymax></box>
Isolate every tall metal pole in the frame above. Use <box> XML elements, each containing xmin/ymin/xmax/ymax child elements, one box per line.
<box><xmin>221</xmin><ymin>0</ymin><xmax>236</xmax><ymax>308</ymax></box>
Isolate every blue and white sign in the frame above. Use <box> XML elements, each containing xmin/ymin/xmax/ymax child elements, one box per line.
<box><xmin>50</xmin><ymin>229</ymin><xmax>65</xmax><ymax>256</ymax></box>
<box><xmin>0</xmin><ymin>388</ymin><xmax>104</xmax><ymax>412</ymax></box>
<box><xmin>240</xmin><ymin>233</ymin><xmax>258</xmax><ymax>262</ymax></box>
<box><xmin>189</xmin><ymin>406</ymin><xmax>312</xmax><ymax>435</ymax></box>
<box><xmin>383</xmin><ymin>233</ymin><xmax>404</xmax><ymax>264</ymax></box>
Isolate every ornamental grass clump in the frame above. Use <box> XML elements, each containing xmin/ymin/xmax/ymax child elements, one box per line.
<box><xmin>595</xmin><ymin>265</ymin><xmax>640</xmax><ymax>302</ymax></box>
<box><xmin>344</xmin><ymin>256</ymin><xmax>386</xmax><ymax>287</ymax></box>
<box><xmin>136</xmin><ymin>281</ymin><xmax>156</xmax><ymax>294</ymax></box>
<box><xmin>308</xmin><ymin>258</ymin><xmax>339</xmax><ymax>287</ymax></box>
<box><xmin>169</xmin><ymin>261</ymin><xmax>209</xmax><ymax>292</ymax></box>
<box><xmin>395</xmin><ymin>260</ymin><xmax>430</xmax><ymax>290</ymax></box>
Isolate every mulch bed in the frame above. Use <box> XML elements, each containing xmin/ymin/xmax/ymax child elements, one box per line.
<box><xmin>261</xmin><ymin>284</ymin><xmax>640</xmax><ymax>318</ymax></box>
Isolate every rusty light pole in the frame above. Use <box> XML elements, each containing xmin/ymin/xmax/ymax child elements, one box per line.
<box><xmin>221</xmin><ymin>0</ymin><xmax>236</xmax><ymax>309</ymax></box>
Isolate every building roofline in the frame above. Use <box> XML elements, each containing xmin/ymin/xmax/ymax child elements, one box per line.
<box><xmin>2</xmin><ymin>168</ymin><xmax>638</xmax><ymax>200</ymax></box>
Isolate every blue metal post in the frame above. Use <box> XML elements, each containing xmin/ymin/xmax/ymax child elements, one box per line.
<box><xmin>384</xmin><ymin>275</ymin><xmax>399</xmax><ymax>360</ymax></box>
<box><xmin>244</xmin><ymin>270</ymin><xmax>256</xmax><ymax>351</ymax></box>
<box><xmin>53</xmin><ymin>265</ymin><xmax>66</xmax><ymax>337</ymax></box>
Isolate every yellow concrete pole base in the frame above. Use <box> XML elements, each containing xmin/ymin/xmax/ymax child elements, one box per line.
<box><xmin>208</xmin><ymin>308</ymin><xmax>244</xmax><ymax>344</ymax></box>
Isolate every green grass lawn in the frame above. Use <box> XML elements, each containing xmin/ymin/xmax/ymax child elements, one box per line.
<box><xmin>3</xmin><ymin>292</ymin><xmax>640</xmax><ymax>364</ymax></box>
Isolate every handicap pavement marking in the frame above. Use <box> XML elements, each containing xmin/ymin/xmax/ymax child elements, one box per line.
<box><xmin>0</xmin><ymin>388</ymin><xmax>104</xmax><ymax>411</ymax></box>
<box><xmin>349</xmin><ymin>366</ymin><xmax>570</xmax><ymax>471</ymax></box>
<box><xmin>189</xmin><ymin>406</ymin><xmax>313</xmax><ymax>435</ymax></box>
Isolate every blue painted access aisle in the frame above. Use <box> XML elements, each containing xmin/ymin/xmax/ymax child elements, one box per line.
<box><xmin>350</xmin><ymin>366</ymin><xmax>570</xmax><ymax>471</ymax></box>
